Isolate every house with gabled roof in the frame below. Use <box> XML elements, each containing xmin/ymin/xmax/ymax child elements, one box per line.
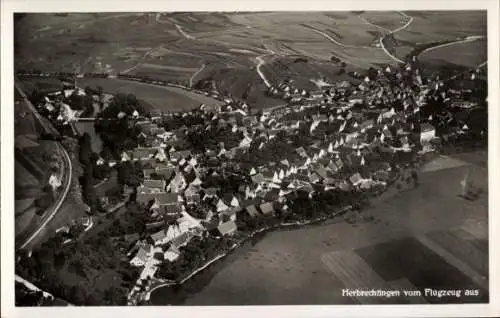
<box><xmin>308</xmin><ymin>172</ymin><xmax>320</xmax><ymax>184</ymax></box>
<box><xmin>315</xmin><ymin>164</ymin><xmax>329</xmax><ymax>180</ymax></box>
<box><xmin>169</xmin><ymin>150</ymin><xmax>191</xmax><ymax>163</ymax></box>
<box><xmin>262</xmin><ymin>189</ymin><xmax>278</xmax><ymax>202</ymax></box>
<box><xmin>296</xmin><ymin>146</ymin><xmax>308</xmax><ymax>158</ymax></box>
<box><xmin>121</xmin><ymin>151</ymin><xmax>131</xmax><ymax>162</ymax></box>
<box><xmin>420</xmin><ymin>123</ymin><xmax>436</xmax><ymax>144</ymax></box>
<box><xmin>245</xmin><ymin>204</ymin><xmax>260</xmax><ymax>218</ymax></box>
<box><xmin>220</xmin><ymin>206</ymin><xmax>240</xmax><ymax>222</ymax></box>
<box><xmin>230</xmin><ymin>196</ymin><xmax>240</xmax><ymax>207</ymax></box>
<box><xmin>164</xmin><ymin>247</ymin><xmax>180</xmax><ymax>262</ymax></box>
<box><xmin>130</xmin><ymin>246</ymin><xmax>150</xmax><ymax>267</ymax></box>
<box><xmin>211</xmin><ymin>220</ymin><xmax>237</xmax><ymax>237</ymax></box>
<box><xmin>167</xmin><ymin>172</ymin><xmax>187</xmax><ymax>193</ymax></box>
<box><xmin>151</xmin><ymin>192</ymin><xmax>180</xmax><ymax>208</ymax></box>
<box><xmin>137</xmin><ymin>192</ymin><xmax>160</xmax><ymax>206</ymax></box>
<box><xmin>170</xmin><ymin>232</ymin><xmax>193</xmax><ymax>250</ymax></box>
<box><xmin>216</xmin><ymin>198</ymin><xmax>229</xmax><ymax>212</ymax></box>
<box><xmin>349</xmin><ymin>173</ymin><xmax>363</xmax><ymax>186</ymax></box>
<box><xmin>164</xmin><ymin>204</ymin><xmax>182</xmax><ymax>215</ymax></box>
<box><xmin>142</xmin><ymin>179</ymin><xmax>166</xmax><ymax>191</ymax></box>
<box><xmin>202</xmin><ymin>187</ymin><xmax>219</xmax><ymax>200</ymax></box>
<box><xmin>260</xmin><ymin>202</ymin><xmax>275</xmax><ymax>216</ymax></box>
<box><xmin>251</xmin><ymin>173</ymin><xmax>265</xmax><ymax>185</ymax></box>
<box><xmin>360</xmin><ymin>119</ymin><xmax>374</xmax><ymax>132</ymax></box>
<box><xmin>154</xmin><ymin>167</ymin><xmax>175</xmax><ymax>181</ymax></box>
<box><xmin>143</xmin><ymin>168</ymin><xmax>156</xmax><ymax>179</ymax></box>
<box><xmin>132</xmin><ymin>147</ymin><xmax>157</xmax><ymax>161</ymax></box>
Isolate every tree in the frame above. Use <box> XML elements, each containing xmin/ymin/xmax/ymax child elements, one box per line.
<box><xmin>367</xmin><ymin>67</ymin><xmax>379</xmax><ymax>80</ymax></box>
<box><xmin>330</xmin><ymin>55</ymin><xmax>341</xmax><ymax>63</ymax></box>
<box><xmin>81</xmin><ymin>165</ymin><xmax>98</xmax><ymax>209</ymax></box>
<box><xmin>79</xmin><ymin>133</ymin><xmax>92</xmax><ymax>165</ymax></box>
<box><xmin>54</xmin><ymin>253</ymin><xmax>66</xmax><ymax>270</ymax></box>
<box><xmin>68</xmin><ymin>285</ymin><xmax>87</xmax><ymax>305</ymax></box>
<box><xmin>117</xmin><ymin>161</ymin><xmax>144</xmax><ymax>188</ymax></box>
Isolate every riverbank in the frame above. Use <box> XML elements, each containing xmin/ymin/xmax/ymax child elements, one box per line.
<box><xmin>145</xmin><ymin>172</ymin><xmax>417</xmax><ymax>305</ymax></box>
<box><xmin>181</xmin><ymin>150</ymin><xmax>487</xmax><ymax>305</ymax></box>
<box><xmin>146</xmin><ymin>179</ymin><xmax>414</xmax><ymax>305</ymax></box>
<box><xmin>146</xmin><ymin>148</ymin><xmax>488</xmax><ymax>305</ymax></box>
<box><xmin>135</xmin><ymin>149</ymin><xmax>434</xmax><ymax>305</ymax></box>
<box><xmin>131</xmin><ymin>204</ymin><xmax>354</xmax><ymax>305</ymax></box>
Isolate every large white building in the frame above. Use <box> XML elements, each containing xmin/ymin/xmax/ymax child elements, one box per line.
<box><xmin>420</xmin><ymin>123</ymin><xmax>436</xmax><ymax>144</ymax></box>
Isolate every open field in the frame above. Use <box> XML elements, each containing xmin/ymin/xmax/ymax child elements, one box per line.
<box><xmin>418</xmin><ymin>39</ymin><xmax>487</xmax><ymax>69</ymax></box>
<box><xmin>394</xmin><ymin>11</ymin><xmax>486</xmax><ymax>44</ymax></box>
<box><xmin>15</xmin><ymin>11</ymin><xmax>486</xmax><ymax>74</ymax></box>
<box><xmin>15</xmin><ymin>207</ymin><xmax>39</xmax><ymax>238</ymax></box>
<box><xmin>360</xmin><ymin>11</ymin><xmax>409</xmax><ymax>31</ymax></box>
<box><xmin>17</xmin><ymin>77</ymin><xmax>64</xmax><ymax>95</ymax></box>
<box><xmin>15</xmin><ymin>109</ymin><xmax>38</xmax><ymax>137</ymax></box>
<box><xmin>15</xmin><ymin>11</ymin><xmax>486</xmax><ymax>106</ymax></box>
<box><xmin>15</xmin><ymin>159</ymin><xmax>40</xmax><ymax>189</ymax></box>
<box><xmin>150</xmin><ymin>151</ymin><xmax>488</xmax><ymax>305</ymax></box>
<box><xmin>77</xmin><ymin>78</ymin><xmax>224</xmax><ymax>112</ymax></box>
<box><xmin>20</xmin><ymin>139</ymin><xmax>89</xmax><ymax>251</ymax></box>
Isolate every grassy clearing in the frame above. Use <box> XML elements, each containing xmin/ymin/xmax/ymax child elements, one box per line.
<box><xmin>15</xmin><ymin>159</ymin><xmax>40</xmax><ymax>189</ymax></box>
<box><xmin>262</xmin><ymin>57</ymin><xmax>343</xmax><ymax>90</ymax></box>
<box><xmin>15</xmin><ymin>101</ymin><xmax>39</xmax><ymax>136</ymax></box>
<box><xmin>140</xmin><ymin>63</ymin><xmax>199</xmax><ymax>72</ymax></box>
<box><xmin>78</xmin><ymin>77</ymin><xmax>223</xmax><ymax>112</ymax></box>
<box><xmin>395</xmin><ymin>11</ymin><xmax>486</xmax><ymax>44</ymax></box>
<box><xmin>16</xmin><ymin>11</ymin><xmax>486</xmax><ymax>93</ymax></box>
<box><xmin>133</xmin><ymin>66</ymin><xmax>192</xmax><ymax>84</ymax></box>
<box><xmin>419</xmin><ymin>39</ymin><xmax>487</xmax><ymax>69</ymax></box>
<box><xmin>360</xmin><ymin>11</ymin><xmax>407</xmax><ymax>31</ymax></box>
<box><xmin>18</xmin><ymin>78</ymin><xmax>63</xmax><ymax>94</ymax></box>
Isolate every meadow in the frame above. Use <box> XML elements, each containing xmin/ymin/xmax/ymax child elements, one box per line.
<box><xmin>77</xmin><ymin>78</ymin><xmax>224</xmax><ymax>112</ymax></box>
<box><xmin>15</xmin><ymin>11</ymin><xmax>487</xmax><ymax>109</ymax></box>
<box><xmin>418</xmin><ymin>39</ymin><xmax>487</xmax><ymax>69</ymax></box>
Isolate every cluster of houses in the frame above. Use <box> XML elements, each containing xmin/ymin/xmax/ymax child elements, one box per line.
<box><xmin>51</xmin><ymin>61</ymin><xmax>480</xmax><ymax>302</ymax></box>
<box><xmin>123</xmin><ymin>61</ymin><xmax>485</xmax><ymax>279</ymax></box>
<box><xmin>267</xmin><ymin>81</ymin><xmax>310</xmax><ymax>104</ymax></box>
<box><xmin>36</xmin><ymin>85</ymin><xmax>115</xmax><ymax>125</ymax></box>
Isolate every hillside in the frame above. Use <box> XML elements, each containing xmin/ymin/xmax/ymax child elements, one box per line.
<box><xmin>14</xmin><ymin>11</ymin><xmax>487</xmax><ymax>107</ymax></box>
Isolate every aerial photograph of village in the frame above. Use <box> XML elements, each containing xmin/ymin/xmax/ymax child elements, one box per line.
<box><xmin>13</xmin><ymin>11</ymin><xmax>488</xmax><ymax>306</ymax></box>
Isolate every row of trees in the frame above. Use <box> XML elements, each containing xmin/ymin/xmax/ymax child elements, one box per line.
<box><xmin>16</xmin><ymin>214</ymin><xmax>142</xmax><ymax>306</ymax></box>
<box><xmin>94</xmin><ymin>94</ymin><xmax>143</xmax><ymax>159</ymax></box>
<box><xmin>157</xmin><ymin>236</ymin><xmax>234</xmax><ymax>281</ymax></box>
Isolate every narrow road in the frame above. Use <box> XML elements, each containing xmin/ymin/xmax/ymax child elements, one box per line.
<box><xmin>477</xmin><ymin>61</ymin><xmax>487</xmax><ymax>69</ymax></box>
<box><xmin>299</xmin><ymin>25</ymin><xmax>367</xmax><ymax>68</ymax></box>
<box><xmin>15</xmin><ymin>83</ymin><xmax>59</xmax><ymax>136</ymax></box>
<box><xmin>189</xmin><ymin>63</ymin><xmax>206</xmax><ymax>87</ymax></box>
<box><xmin>15</xmin><ymin>274</ymin><xmax>54</xmax><ymax>299</ymax></box>
<box><xmin>15</xmin><ymin>83</ymin><xmax>73</xmax><ymax>251</ymax></box>
<box><xmin>420</xmin><ymin>35</ymin><xmax>485</xmax><ymax>55</ymax></box>
<box><xmin>175</xmin><ymin>24</ymin><xmax>195</xmax><ymax>40</ymax></box>
<box><xmin>155</xmin><ymin>12</ymin><xmax>169</xmax><ymax>24</ymax></box>
<box><xmin>122</xmin><ymin>46</ymin><xmax>158</xmax><ymax>74</ymax></box>
<box><xmin>256</xmin><ymin>54</ymin><xmax>272</xmax><ymax>88</ymax></box>
<box><xmin>391</xmin><ymin>11</ymin><xmax>414</xmax><ymax>34</ymax></box>
<box><xmin>377</xmin><ymin>11</ymin><xmax>414</xmax><ymax>64</ymax></box>
<box><xmin>303</xmin><ymin>25</ymin><xmax>367</xmax><ymax>49</ymax></box>
<box><xmin>358</xmin><ymin>15</ymin><xmax>391</xmax><ymax>33</ymax></box>
<box><xmin>156</xmin><ymin>12</ymin><xmax>194</xmax><ymax>39</ymax></box>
